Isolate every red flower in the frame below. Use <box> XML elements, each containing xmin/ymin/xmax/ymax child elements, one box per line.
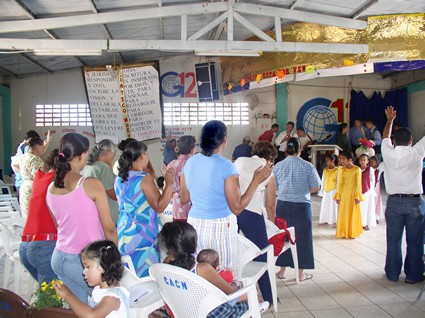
<box><xmin>358</xmin><ymin>138</ymin><xmax>373</xmax><ymax>149</ymax></box>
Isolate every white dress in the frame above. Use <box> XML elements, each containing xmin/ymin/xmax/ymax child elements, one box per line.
<box><xmin>374</xmin><ymin>164</ymin><xmax>384</xmax><ymax>220</ymax></box>
<box><xmin>318</xmin><ymin>167</ymin><xmax>339</xmax><ymax>225</ymax></box>
<box><xmin>360</xmin><ymin>167</ymin><xmax>377</xmax><ymax>228</ymax></box>
<box><xmin>89</xmin><ymin>286</ymin><xmax>130</xmax><ymax>318</ymax></box>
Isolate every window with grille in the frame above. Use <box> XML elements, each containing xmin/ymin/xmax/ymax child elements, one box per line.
<box><xmin>163</xmin><ymin>102</ymin><xmax>250</xmax><ymax>126</ymax></box>
<box><xmin>35</xmin><ymin>104</ymin><xmax>92</xmax><ymax>127</ymax></box>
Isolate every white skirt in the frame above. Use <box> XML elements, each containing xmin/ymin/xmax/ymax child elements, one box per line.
<box><xmin>360</xmin><ymin>189</ymin><xmax>377</xmax><ymax>227</ymax></box>
<box><xmin>188</xmin><ymin>214</ymin><xmax>238</xmax><ymax>272</ymax></box>
<box><xmin>319</xmin><ymin>189</ymin><xmax>338</xmax><ymax>225</ymax></box>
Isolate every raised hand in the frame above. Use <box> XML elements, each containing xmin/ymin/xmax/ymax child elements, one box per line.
<box><xmin>253</xmin><ymin>162</ymin><xmax>273</xmax><ymax>184</ymax></box>
<box><xmin>385</xmin><ymin>106</ymin><xmax>397</xmax><ymax>122</ymax></box>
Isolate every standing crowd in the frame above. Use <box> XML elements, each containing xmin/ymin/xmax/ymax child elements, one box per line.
<box><xmin>8</xmin><ymin>106</ymin><xmax>424</xmax><ymax>317</ymax></box>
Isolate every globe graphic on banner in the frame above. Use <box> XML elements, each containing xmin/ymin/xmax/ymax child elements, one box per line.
<box><xmin>161</xmin><ymin>73</ymin><xmax>181</xmax><ymax>96</ymax></box>
<box><xmin>303</xmin><ymin>105</ymin><xmax>337</xmax><ymax>142</ymax></box>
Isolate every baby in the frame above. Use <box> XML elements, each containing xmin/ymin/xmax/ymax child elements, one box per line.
<box><xmin>197</xmin><ymin>249</ymin><xmax>235</xmax><ymax>283</ymax></box>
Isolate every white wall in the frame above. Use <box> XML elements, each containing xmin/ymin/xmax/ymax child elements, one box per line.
<box><xmin>10</xmin><ymin>69</ymin><xmax>96</xmax><ymax>160</ymax></box>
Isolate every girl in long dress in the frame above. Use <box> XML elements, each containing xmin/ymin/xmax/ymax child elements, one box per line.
<box><xmin>369</xmin><ymin>156</ymin><xmax>384</xmax><ymax>223</ymax></box>
<box><xmin>359</xmin><ymin>154</ymin><xmax>377</xmax><ymax>231</ymax></box>
<box><xmin>334</xmin><ymin>152</ymin><xmax>364</xmax><ymax>239</ymax></box>
<box><xmin>319</xmin><ymin>154</ymin><xmax>339</xmax><ymax>225</ymax></box>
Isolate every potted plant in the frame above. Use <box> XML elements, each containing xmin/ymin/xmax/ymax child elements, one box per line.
<box><xmin>24</xmin><ymin>280</ymin><xmax>77</xmax><ymax>318</ymax></box>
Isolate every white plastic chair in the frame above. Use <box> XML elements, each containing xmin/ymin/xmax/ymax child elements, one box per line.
<box><xmin>0</xmin><ymin>222</ymin><xmax>23</xmax><ymax>293</ymax></box>
<box><xmin>264</xmin><ymin>218</ymin><xmax>300</xmax><ymax>284</ymax></box>
<box><xmin>120</xmin><ymin>257</ymin><xmax>164</xmax><ymax>318</ymax></box>
<box><xmin>149</xmin><ymin>263</ymin><xmax>261</xmax><ymax>318</ymax></box>
<box><xmin>236</xmin><ymin>233</ymin><xmax>278</xmax><ymax>313</ymax></box>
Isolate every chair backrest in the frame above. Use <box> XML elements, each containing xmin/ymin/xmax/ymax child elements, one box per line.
<box><xmin>237</xmin><ymin>234</ymin><xmax>261</xmax><ymax>273</ymax></box>
<box><xmin>0</xmin><ymin>222</ymin><xmax>21</xmax><ymax>257</ymax></box>
<box><xmin>0</xmin><ymin>288</ymin><xmax>29</xmax><ymax>317</ymax></box>
<box><xmin>24</xmin><ymin>307</ymin><xmax>78</xmax><ymax>318</ymax></box>
<box><xmin>149</xmin><ymin>263</ymin><xmax>228</xmax><ymax>318</ymax></box>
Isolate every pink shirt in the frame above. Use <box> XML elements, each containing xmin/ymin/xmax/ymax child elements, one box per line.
<box><xmin>46</xmin><ymin>177</ymin><xmax>105</xmax><ymax>254</ymax></box>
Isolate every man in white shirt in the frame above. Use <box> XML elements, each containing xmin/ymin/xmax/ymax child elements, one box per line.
<box><xmin>381</xmin><ymin>106</ymin><xmax>425</xmax><ymax>284</ymax></box>
<box><xmin>275</xmin><ymin>121</ymin><xmax>298</xmax><ymax>163</ymax></box>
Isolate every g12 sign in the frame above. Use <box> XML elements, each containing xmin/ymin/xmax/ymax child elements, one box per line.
<box><xmin>160</xmin><ymin>71</ymin><xmax>197</xmax><ymax>98</ymax></box>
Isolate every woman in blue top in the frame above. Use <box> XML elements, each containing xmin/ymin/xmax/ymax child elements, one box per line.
<box><xmin>180</xmin><ymin>120</ymin><xmax>272</xmax><ymax>271</ymax></box>
<box><xmin>273</xmin><ymin>137</ymin><xmax>321</xmax><ymax>282</ymax></box>
<box><xmin>115</xmin><ymin>141</ymin><xmax>175</xmax><ymax>277</ymax></box>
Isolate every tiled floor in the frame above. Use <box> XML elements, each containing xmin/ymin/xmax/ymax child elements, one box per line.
<box><xmin>2</xmin><ymin>193</ymin><xmax>424</xmax><ymax>317</ymax></box>
<box><xmin>262</xmin><ymin>193</ymin><xmax>425</xmax><ymax>318</ymax></box>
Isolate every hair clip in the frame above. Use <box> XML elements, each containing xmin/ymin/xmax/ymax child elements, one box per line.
<box><xmin>58</xmin><ymin>152</ymin><xmax>65</xmax><ymax>158</ymax></box>
<box><xmin>106</xmin><ymin>246</ymin><xmax>112</xmax><ymax>249</ymax></box>
<box><xmin>288</xmin><ymin>142</ymin><xmax>294</xmax><ymax>147</ymax></box>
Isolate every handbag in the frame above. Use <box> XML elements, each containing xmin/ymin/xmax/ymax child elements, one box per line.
<box><xmin>268</xmin><ymin>217</ymin><xmax>296</xmax><ymax>256</ymax></box>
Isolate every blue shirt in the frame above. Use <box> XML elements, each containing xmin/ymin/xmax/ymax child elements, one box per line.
<box><xmin>273</xmin><ymin>156</ymin><xmax>321</xmax><ymax>204</ymax></box>
<box><xmin>163</xmin><ymin>145</ymin><xmax>177</xmax><ymax>165</ymax></box>
<box><xmin>349</xmin><ymin>126</ymin><xmax>370</xmax><ymax>146</ymax></box>
<box><xmin>183</xmin><ymin>153</ymin><xmax>238</xmax><ymax>219</ymax></box>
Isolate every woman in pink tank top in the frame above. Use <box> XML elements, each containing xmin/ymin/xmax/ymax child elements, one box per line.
<box><xmin>46</xmin><ymin>133</ymin><xmax>117</xmax><ymax>304</ymax></box>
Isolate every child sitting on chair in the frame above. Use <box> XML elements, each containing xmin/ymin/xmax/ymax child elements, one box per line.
<box><xmin>197</xmin><ymin>249</ymin><xmax>236</xmax><ymax>283</ymax></box>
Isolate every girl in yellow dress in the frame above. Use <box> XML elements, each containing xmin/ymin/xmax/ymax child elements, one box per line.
<box><xmin>334</xmin><ymin>152</ymin><xmax>364</xmax><ymax>239</ymax></box>
<box><xmin>318</xmin><ymin>154</ymin><xmax>340</xmax><ymax>225</ymax></box>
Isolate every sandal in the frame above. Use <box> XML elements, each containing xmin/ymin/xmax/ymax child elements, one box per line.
<box><xmin>299</xmin><ymin>273</ymin><xmax>313</xmax><ymax>281</ymax></box>
<box><xmin>277</xmin><ymin>271</ymin><xmax>286</xmax><ymax>280</ymax></box>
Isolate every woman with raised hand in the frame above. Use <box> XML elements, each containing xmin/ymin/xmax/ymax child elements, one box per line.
<box><xmin>83</xmin><ymin>139</ymin><xmax>119</xmax><ymax>224</ymax></box>
<box><xmin>47</xmin><ymin>133</ymin><xmax>117</xmax><ymax>304</ymax></box>
<box><xmin>115</xmin><ymin>140</ymin><xmax>175</xmax><ymax>277</ymax></box>
<box><xmin>180</xmin><ymin>120</ymin><xmax>272</xmax><ymax>272</ymax></box>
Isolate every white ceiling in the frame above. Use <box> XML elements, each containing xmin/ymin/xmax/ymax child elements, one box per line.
<box><xmin>0</xmin><ymin>0</ymin><xmax>423</xmax><ymax>78</ymax></box>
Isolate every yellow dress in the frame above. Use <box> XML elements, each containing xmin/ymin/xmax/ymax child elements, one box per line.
<box><xmin>334</xmin><ymin>166</ymin><xmax>364</xmax><ymax>238</ymax></box>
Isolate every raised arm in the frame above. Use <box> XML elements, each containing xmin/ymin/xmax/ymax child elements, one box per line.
<box><xmin>383</xmin><ymin>106</ymin><xmax>396</xmax><ymax>139</ymax></box>
<box><xmin>142</xmin><ymin>168</ymin><xmax>175</xmax><ymax>213</ymax></box>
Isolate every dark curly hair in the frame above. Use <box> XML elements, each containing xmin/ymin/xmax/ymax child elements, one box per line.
<box><xmin>252</xmin><ymin>141</ymin><xmax>277</xmax><ymax>161</ymax></box>
<box><xmin>118</xmin><ymin>140</ymin><xmax>147</xmax><ymax>182</ymax></box>
<box><xmin>53</xmin><ymin>133</ymin><xmax>90</xmax><ymax>188</ymax></box>
<box><xmin>200</xmin><ymin>120</ymin><xmax>227</xmax><ymax>157</ymax></box>
<box><xmin>157</xmin><ymin>222</ymin><xmax>197</xmax><ymax>271</ymax></box>
<box><xmin>81</xmin><ymin>240</ymin><xmax>124</xmax><ymax>287</ymax></box>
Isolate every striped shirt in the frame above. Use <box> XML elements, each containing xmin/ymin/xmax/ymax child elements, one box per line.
<box><xmin>273</xmin><ymin>156</ymin><xmax>321</xmax><ymax>203</ymax></box>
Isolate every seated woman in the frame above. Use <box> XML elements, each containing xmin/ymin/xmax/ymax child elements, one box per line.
<box><xmin>19</xmin><ymin>150</ymin><xmax>58</xmax><ymax>284</ymax></box>
<box><xmin>115</xmin><ymin>140</ymin><xmax>175</xmax><ymax>277</ymax></box>
<box><xmin>157</xmin><ymin>222</ymin><xmax>250</xmax><ymax>318</ymax></box>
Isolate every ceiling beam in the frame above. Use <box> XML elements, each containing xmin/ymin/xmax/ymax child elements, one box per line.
<box><xmin>233</xmin><ymin>12</ymin><xmax>274</xmax><ymax>42</ymax></box>
<box><xmin>234</xmin><ymin>3</ymin><xmax>367</xmax><ymax>29</ymax></box>
<box><xmin>19</xmin><ymin>53</ymin><xmax>52</xmax><ymax>74</ymax></box>
<box><xmin>14</xmin><ymin>0</ymin><xmax>56</xmax><ymax>39</ymax></box>
<box><xmin>0</xmin><ymin>38</ymin><xmax>369</xmax><ymax>54</ymax></box>
<box><xmin>88</xmin><ymin>0</ymin><xmax>125</xmax><ymax>63</ymax></box>
<box><xmin>109</xmin><ymin>39</ymin><xmax>368</xmax><ymax>54</ymax></box>
<box><xmin>351</xmin><ymin>0</ymin><xmax>380</xmax><ymax>19</ymax></box>
<box><xmin>188</xmin><ymin>11</ymin><xmax>228</xmax><ymax>40</ymax></box>
<box><xmin>13</xmin><ymin>0</ymin><xmax>86</xmax><ymax>67</ymax></box>
<box><xmin>289</xmin><ymin>0</ymin><xmax>301</xmax><ymax>10</ymax></box>
<box><xmin>0</xmin><ymin>2</ymin><xmax>228</xmax><ymax>34</ymax></box>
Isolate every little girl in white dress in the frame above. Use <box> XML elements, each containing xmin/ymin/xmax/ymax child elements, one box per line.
<box><xmin>54</xmin><ymin>240</ymin><xmax>130</xmax><ymax>318</ymax></box>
